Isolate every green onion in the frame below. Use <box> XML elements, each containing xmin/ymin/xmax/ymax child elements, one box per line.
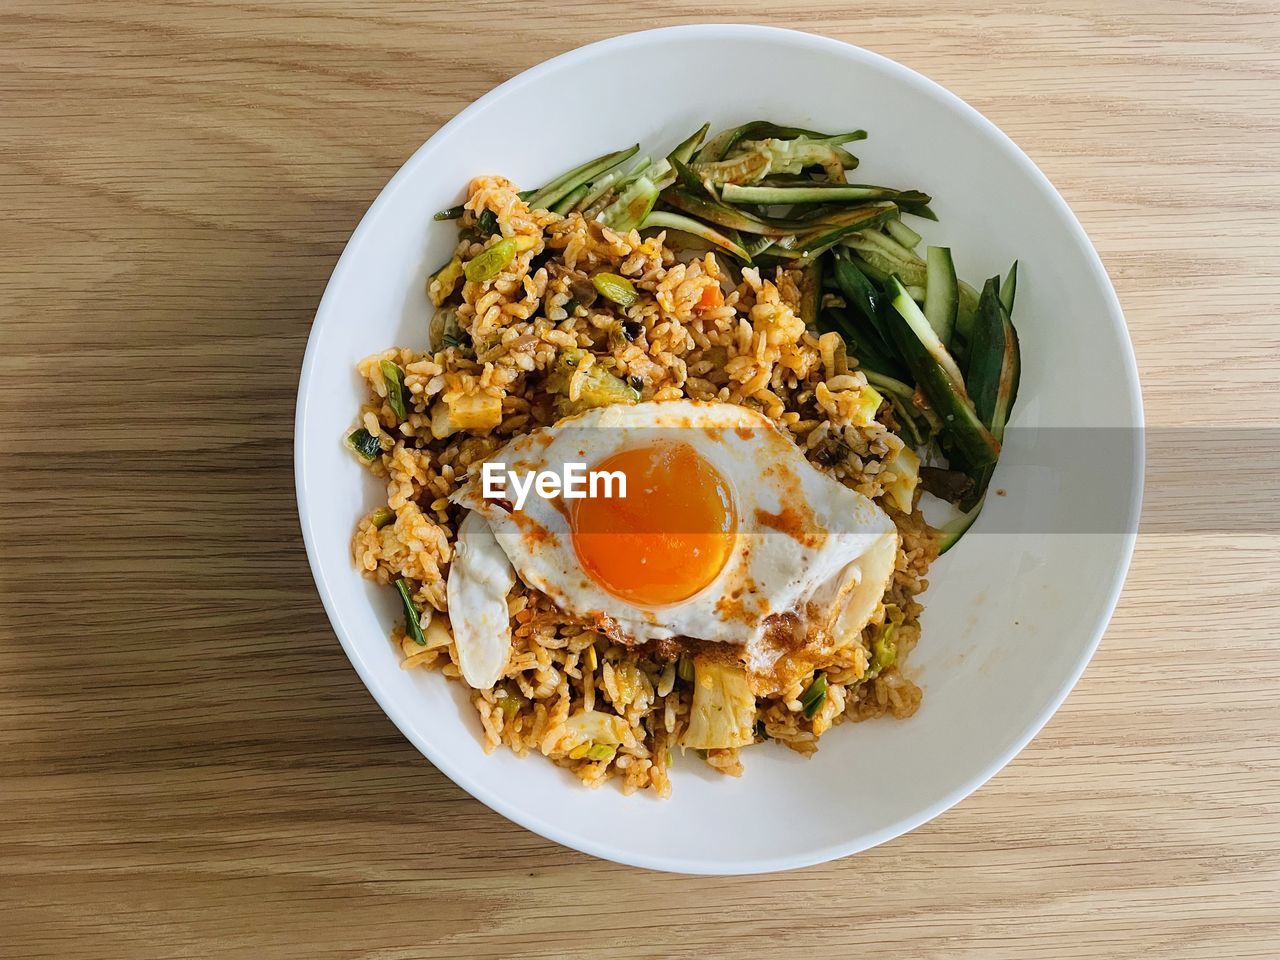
<box><xmin>345</xmin><ymin>427</ymin><xmax>382</xmax><ymax>461</ymax></box>
<box><xmin>592</xmin><ymin>272</ymin><xmax>638</xmax><ymax>308</ymax></box>
<box><xmin>464</xmin><ymin>236</ymin><xmax>519</xmax><ymax>283</ymax></box>
<box><xmin>379</xmin><ymin>360</ymin><xmax>408</xmax><ymax>420</ymax></box>
<box><xmin>800</xmin><ymin>672</ymin><xmax>828</xmax><ymax>719</ymax></box>
<box><xmin>370</xmin><ymin>506</ymin><xmax>395</xmax><ymax>529</ymax></box>
<box><xmin>494</xmin><ymin>687</ymin><xmax>522</xmax><ymax>719</ymax></box>
<box><xmin>868</xmin><ymin>623</ymin><xmax>897</xmax><ymax>677</ymax></box>
<box><xmin>585</xmin><ymin>743</ymin><xmax>617</xmax><ymax>762</ymax></box>
<box><xmin>677</xmin><ymin>655</ymin><xmax>694</xmax><ymax>683</ymax></box>
<box><xmin>393</xmin><ymin>579</ymin><xmax>427</xmax><ymax>646</ymax></box>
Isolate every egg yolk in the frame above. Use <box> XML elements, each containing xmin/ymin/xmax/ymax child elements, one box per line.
<box><xmin>570</xmin><ymin>442</ymin><xmax>736</xmax><ymax>606</ymax></box>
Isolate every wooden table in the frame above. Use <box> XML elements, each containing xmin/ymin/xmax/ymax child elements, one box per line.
<box><xmin>4</xmin><ymin>3</ymin><xmax>1278</xmax><ymax>957</ymax></box>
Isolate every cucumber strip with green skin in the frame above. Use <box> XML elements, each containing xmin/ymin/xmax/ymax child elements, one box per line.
<box><xmin>864</xmin><ymin>227</ymin><xmax>921</xmax><ymax>263</ymax></box>
<box><xmin>887</xmin><ymin>276</ymin><xmax>967</xmax><ymax>391</ymax></box>
<box><xmin>640</xmin><ymin>210</ymin><xmax>752</xmax><ymax>262</ymax></box>
<box><xmin>831</xmin><ymin>250</ymin><xmax>897</xmax><ymax>348</ymax></box>
<box><xmin>778</xmin><ymin>203</ymin><xmax>899</xmax><ymax>261</ymax></box>
<box><xmin>598</xmin><ymin>176</ymin><xmax>660</xmax><ymax>232</ymax></box>
<box><xmin>692</xmin><ymin>125</ymin><xmax>748</xmax><ymax>163</ymax></box>
<box><xmin>584</xmin><ymin>156</ymin><xmax>655</xmax><ymax>217</ymax></box>
<box><xmin>885</xmin><ymin>217</ymin><xmax>923</xmax><ymax>250</ymax></box>
<box><xmin>955</xmin><ymin>280</ymin><xmax>981</xmax><ymax>340</ymax></box>
<box><xmin>924</xmin><ymin>246</ymin><xmax>959</xmax><ymax>346</ymax></box>
<box><xmin>671</xmin><ymin>157</ymin><xmax>716</xmax><ymax>198</ymax></box>
<box><xmin>861</xmin><ymin>368</ymin><xmax>917</xmax><ymax>401</ymax></box>
<box><xmin>574</xmin><ymin>170</ymin><xmax>619</xmax><ymax>212</ymax></box>
<box><xmin>819</xmin><ymin>308</ymin><xmax>907</xmax><ymax>382</ymax></box>
<box><xmin>345</xmin><ymin>427</ymin><xmax>382</xmax><ymax>461</ymax></box>
<box><xmin>960</xmin><ymin>279</ymin><xmax>1022</xmax><ymax>510</ymax></box>
<box><xmin>694</xmin><ymin>121</ymin><xmax>850</xmax><ymax>163</ymax></box>
<box><xmin>901</xmin><ymin>201</ymin><xmax>938</xmax><ymax>222</ymax></box>
<box><xmin>1000</xmin><ymin>260</ymin><xmax>1019</xmax><ymax>313</ymax></box>
<box><xmin>937</xmin><ymin>498</ymin><xmax>984</xmax><ymax>554</ymax></box>
<box><xmin>831</xmin><ymin>249</ymin><xmax>880</xmax><ymax>321</ymax></box>
<box><xmin>847</xmin><ymin>252</ymin><xmax>890</xmax><ymax>284</ymax></box>
<box><xmin>582</xmin><ymin>161</ymin><xmax>651</xmax><ymax>220</ymax></box>
<box><xmin>551</xmin><ymin>183</ymin><xmax>589</xmax><ymax>215</ymax></box>
<box><xmin>885</xmin><ymin>277</ymin><xmax>999</xmax><ymax>469</ymax></box>
<box><xmin>844</xmin><ymin>241</ymin><xmax>926</xmax><ymax>288</ymax></box>
<box><xmin>720</xmin><ymin>183</ymin><xmax>931</xmax><ymax>206</ymax></box>
<box><xmin>744</xmin><ymin>235</ymin><xmax>776</xmax><ymax>260</ymax></box>
<box><xmin>966</xmin><ymin>278</ymin><xmax>1007</xmax><ymax>426</ymax></box>
<box><xmin>525</xmin><ymin>144</ymin><xmax>639</xmax><ymax>211</ymax></box>
<box><xmin>667</xmin><ymin>122</ymin><xmax>710</xmax><ymax>166</ymax></box>
<box><xmin>662</xmin><ymin>187</ymin><xmax>810</xmax><ymax>236</ymax></box>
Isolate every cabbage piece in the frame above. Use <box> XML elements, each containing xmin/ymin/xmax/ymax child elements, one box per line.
<box><xmin>883</xmin><ymin>444</ymin><xmax>920</xmax><ymax>514</ymax></box>
<box><xmin>682</xmin><ymin>658</ymin><xmax>756</xmax><ymax>750</ymax></box>
<box><xmin>541</xmin><ymin>710</ymin><xmax>630</xmax><ymax>756</ymax></box>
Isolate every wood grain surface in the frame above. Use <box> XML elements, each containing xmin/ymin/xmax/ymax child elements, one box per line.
<box><xmin>3</xmin><ymin>2</ymin><xmax>1279</xmax><ymax>957</ymax></box>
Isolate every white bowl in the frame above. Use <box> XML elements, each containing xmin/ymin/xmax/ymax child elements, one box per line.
<box><xmin>295</xmin><ymin>24</ymin><xmax>1143</xmax><ymax>874</ymax></box>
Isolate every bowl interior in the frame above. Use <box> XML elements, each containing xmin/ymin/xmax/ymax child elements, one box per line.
<box><xmin>295</xmin><ymin>25</ymin><xmax>1141</xmax><ymax>874</ymax></box>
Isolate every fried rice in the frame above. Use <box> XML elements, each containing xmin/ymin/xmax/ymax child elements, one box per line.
<box><xmin>349</xmin><ymin>175</ymin><xmax>933</xmax><ymax>796</ymax></box>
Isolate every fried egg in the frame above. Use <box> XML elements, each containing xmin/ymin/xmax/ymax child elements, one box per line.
<box><xmin>445</xmin><ymin>400</ymin><xmax>897</xmax><ymax>687</ymax></box>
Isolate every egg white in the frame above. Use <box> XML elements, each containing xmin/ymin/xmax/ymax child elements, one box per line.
<box><xmin>450</xmin><ymin>400</ymin><xmax>897</xmax><ymax>670</ymax></box>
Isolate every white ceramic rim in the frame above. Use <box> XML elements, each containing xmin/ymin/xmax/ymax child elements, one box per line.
<box><xmin>294</xmin><ymin>23</ymin><xmax>1145</xmax><ymax>874</ymax></box>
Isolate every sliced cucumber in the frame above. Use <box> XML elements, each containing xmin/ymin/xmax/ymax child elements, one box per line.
<box><xmin>720</xmin><ymin>182</ymin><xmax>931</xmax><ymax>206</ymax></box>
<box><xmin>525</xmin><ymin>144</ymin><xmax>639</xmax><ymax>212</ymax></box>
<box><xmin>640</xmin><ymin>210</ymin><xmax>751</xmax><ymax>262</ymax></box>
<box><xmin>924</xmin><ymin>246</ymin><xmax>958</xmax><ymax>347</ymax></box>
<box><xmin>885</xmin><ymin>217</ymin><xmax>923</xmax><ymax>251</ymax></box>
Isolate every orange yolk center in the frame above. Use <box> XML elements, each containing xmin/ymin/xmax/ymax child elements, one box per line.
<box><xmin>569</xmin><ymin>442</ymin><xmax>736</xmax><ymax>607</ymax></box>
